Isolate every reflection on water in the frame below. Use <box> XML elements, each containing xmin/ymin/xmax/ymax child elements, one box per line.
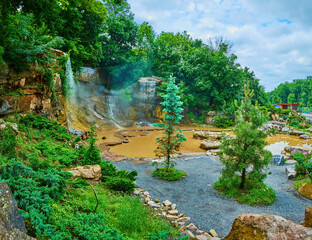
<box><xmin>97</xmin><ymin>128</ymin><xmax>312</xmax><ymax>158</ymax></box>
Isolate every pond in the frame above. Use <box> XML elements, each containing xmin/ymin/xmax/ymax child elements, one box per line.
<box><xmin>97</xmin><ymin>126</ymin><xmax>312</xmax><ymax>158</ymax></box>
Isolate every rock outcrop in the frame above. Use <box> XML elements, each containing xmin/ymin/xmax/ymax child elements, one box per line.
<box><xmin>0</xmin><ymin>64</ymin><xmax>66</xmax><ymax>123</ymax></box>
<box><xmin>224</xmin><ymin>212</ymin><xmax>312</xmax><ymax>240</ymax></box>
<box><xmin>0</xmin><ymin>182</ymin><xmax>35</xmax><ymax>240</ymax></box>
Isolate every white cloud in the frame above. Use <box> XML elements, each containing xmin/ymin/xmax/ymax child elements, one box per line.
<box><xmin>128</xmin><ymin>0</ymin><xmax>312</xmax><ymax>91</ymax></box>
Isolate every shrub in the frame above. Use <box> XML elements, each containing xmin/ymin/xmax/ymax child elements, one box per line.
<box><xmin>20</xmin><ymin>115</ymin><xmax>71</xmax><ymax>141</ymax></box>
<box><xmin>152</xmin><ymin>167</ymin><xmax>186</xmax><ymax>181</ymax></box>
<box><xmin>214</xmin><ymin>115</ymin><xmax>233</xmax><ymax>128</ymax></box>
<box><xmin>106</xmin><ymin>177</ymin><xmax>136</xmax><ymax>192</ymax></box>
<box><xmin>214</xmin><ymin>175</ymin><xmax>276</xmax><ymax>205</ymax></box>
<box><xmin>51</xmin><ymin>212</ymin><xmax>126</xmax><ymax>240</ymax></box>
<box><xmin>294</xmin><ymin>152</ymin><xmax>307</xmax><ymax>176</ymax></box>
<box><xmin>68</xmin><ymin>178</ymin><xmax>90</xmax><ymax>189</ymax></box>
<box><xmin>0</xmin><ymin>125</ymin><xmax>17</xmax><ymax>158</ymax></box>
<box><xmin>100</xmin><ymin>160</ymin><xmax>137</xmax><ymax>192</ymax></box>
<box><xmin>83</xmin><ymin>126</ymin><xmax>102</xmax><ymax>165</ymax></box>
<box><xmin>0</xmin><ymin>160</ymin><xmax>71</xmax><ymax>237</ymax></box>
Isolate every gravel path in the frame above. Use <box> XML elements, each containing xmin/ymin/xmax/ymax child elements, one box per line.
<box><xmin>113</xmin><ymin>154</ymin><xmax>312</xmax><ymax>237</ymax></box>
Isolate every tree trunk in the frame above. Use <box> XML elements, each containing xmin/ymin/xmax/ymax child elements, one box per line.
<box><xmin>166</xmin><ymin>125</ymin><xmax>172</xmax><ymax>171</ymax></box>
<box><xmin>239</xmin><ymin>168</ymin><xmax>246</xmax><ymax>189</ymax></box>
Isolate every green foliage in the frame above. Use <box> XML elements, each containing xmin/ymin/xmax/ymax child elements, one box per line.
<box><xmin>0</xmin><ymin>125</ymin><xmax>17</xmax><ymax>158</ymax></box>
<box><xmin>0</xmin><ymin>160</ymin><xmax>71</xmax><ymax>237</ymax></box>
<box><xmin>152</xmin><ymin>167</ymin><xmax>186</xmax><ymax>181</ymax></box>
<box><xmin>51</xmin><ymin>212</ymin><xmax>126</xmax><ymax>240</ymax></box>
<box><xmin>268</xmin><ymin>76</ymin><xmax>312</xmax><ymax>106</ymax></box>
<box><xmin>100</xmin><ymin>160</ymin><xmax>138</xmax><ymax>192</ymax></box>
<box><xmin>67</xmin><ymin>177</ymin><xmax>90</xmax><ymax>189</ymax></box>
<box><xmin>214</xmin><ymin>175</ymin><xmax>276</xmax><ymax>205</ymax></box>
<box><xmin>20</xmin><ymin>115</ymin><xmax>71</xmax><ymax>141</ymax></box>
<box><xmin>3</xmin><ymin>12</ymin><xmax>64</xmax><ymax>72</ymax></box>
<box><xmin>214</xmin><ymin>115</ymin><xmax>234</xmax><ymax>128</ymax></box>
<box><xmin>293</xmin><ymin>152</ymin><xmax>306</xmax><ymax>163</ymax></box>
<box><xmin>105</xmin><ymin>176</ymin><xmax>136</xmax><ymax>192</ymax></box>
<box><xmin>155</xmin><ymin>75</ymin><xmax>186</xmax><ymax>171</ymax></box>
<box><xmin>83</xmin><ymin>126</ymin><xmax>102</xmax><ymax>165</ymax></box>
<box><xmin>214</xmin><ymin>82</ymin><xmax>276</xmax><ymax>204</ymax></box>
<box><xmin>51</xmin><ymin>186</ymin><xmax>179</xmax><ymax>240</ymax></box>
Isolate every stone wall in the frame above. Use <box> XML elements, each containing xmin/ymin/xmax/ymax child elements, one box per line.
<box><xmin>0</xmin><ymin>64</ymin><xmax>66</xmax><ymax>123</ymax></box>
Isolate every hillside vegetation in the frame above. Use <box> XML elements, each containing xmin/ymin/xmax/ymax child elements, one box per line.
<box><xmin>0</xmin><ymin>115</ymin><xmax>181</xmax><ymax>239</ymax></box>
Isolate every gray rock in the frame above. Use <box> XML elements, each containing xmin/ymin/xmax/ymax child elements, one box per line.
<box><xmin>0</xmin><ymin>182</ymin><xmax>35</xmax><ymax>240</ymax></box>
<box><xmin>0</xmin><ymin>99</ymin><xmax>12</xmax><ymax>115</ymax></box>
<box><xmin>300</xmin><ymin>134</ymin><xmax>311</xmax><ymax>139</ymax></box>
<box><xmin>200</xmin><ymin>140</ymin><xmax>221</xmax><ymax>150</ymax></box>
<box><xmin>281</xmin><ymin>127</ymin><xmax>290</xmax><ymax>132</ymax></box>
<box><xmin>285</xmin><ymin>160</ymin><xmax>297</xmax><ymax>165</ymax></box>
<box><xmin>147</xmin><ymin>201</ymin><xmax>160</xmax><ymax>208</ymax></box>
<box><xmin>290</xmin><ymin>130</ymin><xmax>305</xmax><ymax>136</ymax></box>
<box><xmin>285</xmin><ymin>166</ymin><xmax>296</xmax><ymax>179</ymax></box>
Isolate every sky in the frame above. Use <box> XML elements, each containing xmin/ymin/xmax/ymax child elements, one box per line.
<box><xmin>127</xmin><ymin>0</ymin><xmax>312</xmax><ymax>91</ymax></box>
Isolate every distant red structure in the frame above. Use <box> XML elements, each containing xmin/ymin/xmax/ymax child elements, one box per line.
<box><xmin>278</xmin><ymin>103</ymin><xmax>299</xmax><ymax>111</ymax></box>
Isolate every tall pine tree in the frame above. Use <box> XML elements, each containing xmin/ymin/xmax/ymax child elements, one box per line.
<box><xmin>153</xmin><ymin>75</ymin><xmax>186</xmax><ymax>180</ymax></box>
<box><xmin>214</xmin><ymin>82</ymin><xmax>276</xmax><ymax>205</ymax></box>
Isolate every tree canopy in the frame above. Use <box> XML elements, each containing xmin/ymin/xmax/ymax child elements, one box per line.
<box><xmin>0</xmin><ymin>0</ymin><xmax>268</xmax><ymax>114</ymax></box>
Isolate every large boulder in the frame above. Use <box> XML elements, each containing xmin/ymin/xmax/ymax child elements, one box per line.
<box><xmin>68</xmin><ymin>165</ymin><xmax>102</xmax><ymax>180</ymax></box>
<box><xmin>285</xmin><ymin>146</ymin><xmax>311</xmax><ymax>158</ymax></box>
<box><xmin>200</xmin><ymin>140</ymin><xmax>221</xmax><ymax>150</ymax></box>
<box><xmin>0</xmin><ymin>182</ymin><xmax>35</xmax><ymax>240</ymax></box>
<box><xmin>224</xmin><ymin>212</ymin><xmax>312</xmax><ymax>240</ymax></box>
<box><xmin>298</xmin><ymin>182</ymin><xmax>312</xmax><ymax>200</ymax></box>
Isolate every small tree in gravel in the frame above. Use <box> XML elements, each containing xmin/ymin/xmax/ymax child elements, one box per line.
<box><xmin>214</xmin><ymin>82</ymin><xmax>276</xmax><ymax>205</ymax></box>
<box><xmin>153</xmin><ymin>75</ymin><xmax>186</xmax><ymax>181</ymax></box>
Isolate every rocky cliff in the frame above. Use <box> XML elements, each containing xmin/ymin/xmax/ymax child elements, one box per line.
<box><xmin>66</xmin><ymin>66</ymin><xmax>163</xmax><ymax>132</ymax></box>
<box><xmin>0</xmin><ymin>63</ymin><xmax>66</xmax><ymax>123</ymax></box>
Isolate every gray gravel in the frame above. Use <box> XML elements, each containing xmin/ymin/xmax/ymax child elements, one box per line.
<box><xmin>112</xmin><ymin>155</ymin><xmax>312</xmax><ymax>238</ymax></box>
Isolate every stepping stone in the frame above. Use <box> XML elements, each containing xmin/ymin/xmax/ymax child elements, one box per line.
<box><xmin>285</xmin><ymin>160</ymin><xmax>297</xmax><ymax>165</ymax></box>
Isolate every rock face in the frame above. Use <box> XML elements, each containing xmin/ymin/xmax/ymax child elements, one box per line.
<box><xmin>68</xmin><ymin>165</ymin><xmax>102</xmax><ymax>180</ymax></box>
<box><xmin>224</xmin><ymin>212</ymin><xmax>312</xmax><ymax>240</ymax></box>
<box><xmin>298</xmin><ymin>182</ymin><xmax>312</xmax><ymax>200</ymax></box>
<box><xmin>0</xmin><ymin>64</ymin><xmax>66</xmax><ymax>123</ymax></box>
<box><xmin>0</xmin><ymin>182</ymin><xmax>35</xmax><ymax>240</ymax></box>
<box><xmin>66</xmin><ymin>74</ymin><xmax>163</xmax><ymax>131</ymax></box>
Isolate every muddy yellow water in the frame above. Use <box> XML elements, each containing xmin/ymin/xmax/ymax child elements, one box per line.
<box><xmin>97</xmin><ymin>127</ymin><xmax>312</xmax><ymax>158</ymax></box>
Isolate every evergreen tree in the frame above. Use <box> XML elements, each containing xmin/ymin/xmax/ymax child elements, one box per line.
<box><xmin>83</xmin><ymin>126</ymin><xmax>102</xmax><ymax>165</ymax></box>
<box><xmin>214</xmin><ymin>82</ymin><xmax>276</xmax><ymax>205</ymax></box>
<box><xmin>154</xmin><ymin>75</ymin><xmax>186</xmax><ymax>173</ymax></box>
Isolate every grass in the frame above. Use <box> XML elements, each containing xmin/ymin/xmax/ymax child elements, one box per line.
<box><xmin>152</xmin><ymin>167</ymin><xmax>186</xmax><ymax>181</ymax></box>
<box><xmin>213</xmin><ymin>175</ymin><xmax>276</xmax><ymax>205</ymax></box>
<box><xmin>51</xmin><ymin>186</ymin><xmax>180</xmax><ymax>240</ymax></box>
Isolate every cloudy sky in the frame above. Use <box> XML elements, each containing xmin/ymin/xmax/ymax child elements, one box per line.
<box><xmin>127</xmin><ymin>0</ymin><xmax>312</xmax><ymax>91</ymax></box>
